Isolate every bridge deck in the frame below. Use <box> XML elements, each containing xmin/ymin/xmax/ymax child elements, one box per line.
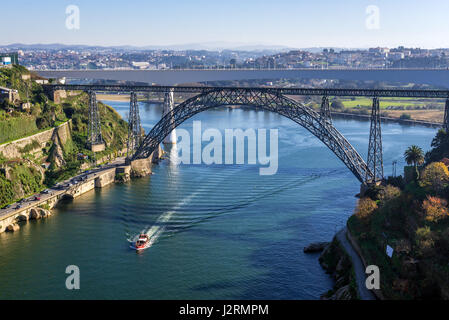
<box><xmin>45</xmin><ymin>84</ymin><xmax>449</xmax><ymax>98</ymax></box>
<box><xmin>37</xmin><ymin>69</ymin><xmax>449</xmax><ymax>87</ymax></box>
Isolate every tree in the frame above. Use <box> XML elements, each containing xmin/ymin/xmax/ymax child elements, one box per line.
<box><xmin>331</xmin><ymin>99</ymin><xmax>344</xmax><ymax>110</ymax></box>
<box><xmin>415</xmin><ymin>226</ymin><xmax>435</xmax><ymax>257</ymax></box>
<box><xmin>425</xmin><ymin>129</ymin><xmax>449</xmax><ymax>163</ymax></box>
<box><xmin>379</xmin><ymin>185</ymin><xmax>401</xmax><ymax>202</ymax></box>
<box><xmin>404</xmin><ymin>145</ymin><xmax>424</xmax><ymax>180</ymax></box>
<box><xmin>422</xmin><ymin>195</ymin><xmax>449</xmax><ymax>222</ymax></box>
<box><xmin>355</xmin><ymin>197</ymin><xmax>377</xmax><ymax>223</ymax></box>
<box><xmin>419</xmin><ymin>162</ymin><xmax>449</xmax><ymax>193</ymax></box>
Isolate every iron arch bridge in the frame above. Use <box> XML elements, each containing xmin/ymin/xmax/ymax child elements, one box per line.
<box><xmin>132</xmin><ymin>88</ymin><xmax>372</xmax><ymax>183</ymax></box>
<box><xmin>45</xmin><ymin>84</ymin><xmax>449</xmax><ymax>185</ymax></box>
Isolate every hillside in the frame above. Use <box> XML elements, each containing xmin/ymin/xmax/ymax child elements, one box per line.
<box><xmin>0</xmin><ymin>65</ymin><xmax>128</xmax><ymax>207</ymax></box>
<box><xmin>347</xmin><ymin>129</ymin><xmax>449</xmax><ymax>299</ymax></box>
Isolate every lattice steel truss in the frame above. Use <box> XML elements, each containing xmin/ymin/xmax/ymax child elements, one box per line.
<box><xmin>366</xmin><ymin>97</ymin><xmax>384</xmax><ymax>183</ymax></box>
<box><xmin>127</xmin><ymin>92</ymin><xmax>142</xmax><ymax>158</ymax></box>
<box><xmin>163</xmin><ymin>88</ymin><xmax>176</xmax><ymax>144</ymax></box>
<box><xmin>49</xmin><ymin>84</ymin><xmax>449</xmax><ymax>99</ymax></box>
<box><xmin>132</xmin><ymin>89</ymin><xmax>374</xmax><ymax>183</ymax></box>
<box><xmin>87</xmin><ymin>91</ymin><xmax>103</xmax><ymax>145</ymax></box>
<box><xmin>444</xmin><ymin>98</ymin><xmax>449</xmax><ymax>131</ymax></box>
<box><xmin>320</xmin><ymin>96</ymin><xmax>332</xmax><ymax>123</ymax></box>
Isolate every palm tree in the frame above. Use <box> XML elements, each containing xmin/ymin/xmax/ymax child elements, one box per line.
<box><xmin>404</xmin><ymin>145</ymin><xmax>424</xmax><ymax>180</ymax></box>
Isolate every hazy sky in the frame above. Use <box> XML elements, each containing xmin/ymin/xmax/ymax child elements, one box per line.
<box><xmin>2</xmin><ymin>0</ymin><xmax>449</xmax><ymax>48</ymax></box>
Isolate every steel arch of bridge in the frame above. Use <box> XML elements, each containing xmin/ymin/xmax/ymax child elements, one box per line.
<box><xmin>132</xmin><ymin>88</ymin><xmax>373</xmax><ymax>183</ymax></box>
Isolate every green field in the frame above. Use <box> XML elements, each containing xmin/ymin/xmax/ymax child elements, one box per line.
<box><xmin>338</xmin><ymin>97</ymin><xmax>444</xmax><ymax>109</ymax></box>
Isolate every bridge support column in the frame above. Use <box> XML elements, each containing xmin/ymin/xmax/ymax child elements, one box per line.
<box><xmin>127</xmin><ymin>91</ymin><xmax>142</xmax><ymax>158</ymax></box>
<box><xmin>444</xmin><ymin>98</ymin><xmax>449</xmax><ymax>131</ymax></box>
<box><xmin>87</xmin><ymin>90</ymin><xmax>105</xmax><ymax>152</ymax></box>
<box><xmin>366</xmin><ymin>97</ymin><xmax>383</xmax><ymax>183</ymax></box>
<box><xmin>320</xmin><ymin>96</ymin><xmax>332</xmax><ymax>123</ymax></box>
<box><xmin>163</xmin><ymin>88</ymin><xmax>177</xmax><ymax>144</ymax></box>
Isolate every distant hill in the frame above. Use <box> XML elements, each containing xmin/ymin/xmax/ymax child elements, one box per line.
<box><xmin>1</xmin><ymin>42</ymin><xmax>296</xmax><ymax>53</ymax></box>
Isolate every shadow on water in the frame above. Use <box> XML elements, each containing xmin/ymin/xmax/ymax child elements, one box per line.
<box><xmin>187</xmin><ymin>216</ymin><xmax>334</xmax><ymax>299</ymax></box>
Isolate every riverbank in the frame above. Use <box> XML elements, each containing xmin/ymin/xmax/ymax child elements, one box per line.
<box><xmin>331</xmin><ymin>111</ymin><xmax>441</xmax><ymax>128</ymax></box>
<box><xmin>0</xmin><ymin>146</ymin><xmax>163</xmax><ymax>233</ymax></box>
<box><xmin>317</xmin><ymin>228</ymin><xmax>378</xmax><ymax>300</ymax></box>
<box><xmin>97</xmin><ymin>93</ymin><xmax>189</xmax><ymax>104</ymax></box>
<box><xmin>96</xmin><ymin>93</ymin><xmax>133</xmax><ymax>102</ymax></box>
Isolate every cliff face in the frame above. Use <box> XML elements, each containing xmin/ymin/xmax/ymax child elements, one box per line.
<box><xmin>0</xmin><ymin>120</ymin><xmax>72</xmax><ymax>159</ymax></box>
<box><xmin>0</xmin><ymin>66</ymin><xmax>129</xmax><ymax>208</ymax></box>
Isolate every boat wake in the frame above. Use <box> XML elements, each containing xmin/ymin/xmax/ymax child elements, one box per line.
<box><xmin>127</xmin><ymin>189</ymin><xmax>201</xmax><ymax>250</ymax></box>
<box><xmin>127</xmin><ymin>166</ymin><xmax>344</xmax><ymax>251</ymax></box>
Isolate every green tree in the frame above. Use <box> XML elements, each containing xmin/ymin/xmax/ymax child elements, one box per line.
<box><xmin>425</xmin><ymin>129</ymin><xmax>449</xmax><ymax>163</ymax></box>
<box><xmin>354</xmin><ymin>197</ymin><xmax>377</xmax><ymax>223</ymax></box>
<box><xmin>419</xmin><ymin>162</ymin><xmax>449</xmax><ymax>193</ymax></box>
<box><xmin>331</xmin><ymin>99</ymin><xmax>344</xmax><ymax>110</ymax></box>
<box><xmin>415</xmin><ymin>226</ymin><xmax>436</xmax><ymax>257</ymax></box>
<box><xmin>404</xmin><ymin>145</ymin><xmax>424</xmax><ymax>180</ymax></box>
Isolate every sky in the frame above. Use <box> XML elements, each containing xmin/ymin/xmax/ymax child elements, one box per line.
<box><xmin>2</xmin><ymin>0</ymin><xmax>449</xmax><ymax>49</ymax></box>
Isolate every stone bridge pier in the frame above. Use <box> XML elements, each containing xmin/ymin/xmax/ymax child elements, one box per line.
<box><xmin>128</xmin><ymin>144</ymin><xmax>163</xmax><ymax>177</ymax></box>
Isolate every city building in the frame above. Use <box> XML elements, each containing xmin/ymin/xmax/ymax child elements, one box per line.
<box><xmin>0</xmin><ymin>52</ymin><xmax>19</xmax><ymax>65</ymax></box>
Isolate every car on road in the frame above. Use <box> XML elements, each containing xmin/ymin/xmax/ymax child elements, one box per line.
<box><xmin>34</xmin><ymin>196</ymin><xmax>41</xmax><ymax>201</ymax></box>
<box><xmin>15</xmin><ymin>205</ymin><xmax>22</xmax><ymax>209</ymax></box>
<box><xmin>42</xmin><ymin>189</ymin><xmax>50</xmax><ymax>194</ymax></box>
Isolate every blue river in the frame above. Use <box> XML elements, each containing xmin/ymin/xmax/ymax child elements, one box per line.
<box><xmin>0</xmin><ymin>101</ymin><xmax>438</xmax><ymax>299</ymax></box>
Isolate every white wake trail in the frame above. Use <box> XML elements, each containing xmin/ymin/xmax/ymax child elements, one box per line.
<box><xmin>131</xmin><ymin>166</ymin><xmax>246</xmax><ymax>250</ymax></box>
<box><xmin>129</xmin><ymin>186</ymin><xmax>206</xmax><ymax>249</ymax></box>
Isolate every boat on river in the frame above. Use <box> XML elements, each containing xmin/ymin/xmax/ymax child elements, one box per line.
<box><xmin>135</xmin><ymin>234</ymin><xmax>150</xmax><ymax>251</ymax></box>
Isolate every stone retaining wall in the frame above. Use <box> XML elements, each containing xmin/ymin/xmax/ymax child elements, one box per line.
<box><xmin>0</xmin><ymin>120</ymin><xmax>72</xmax><ymax>159</ymax></box>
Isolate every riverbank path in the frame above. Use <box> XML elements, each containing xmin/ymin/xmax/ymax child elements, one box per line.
<box><xmin>336</xmin><ymin>227</ymin><xmax>376</xmax><ymax>300</ymax></box>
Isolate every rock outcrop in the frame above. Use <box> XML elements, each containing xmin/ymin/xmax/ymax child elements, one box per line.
<box><xmin>319</xmin><ymin>238</ymin><xmax>357</xmax><ymax>300</ymax></box>
<box><xmin>304</xmin><ymin>242</ymin><xmax>330</xmax><ymax>253</ymax></box>
<box><xmin>0</xmin><ymin>120</ymin><xmax>72</xmax><ymax>160</ymax></box>
<box><xmin>49</xmin><ymin>130</ymin><xmax>67</xmax><ymax>168</ymax></box>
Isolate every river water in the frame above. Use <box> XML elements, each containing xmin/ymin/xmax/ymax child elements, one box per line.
<box><xmin>0</xmin><ymin>101</ymin><xmax>438</xmax><ymax>299</ymax></box>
